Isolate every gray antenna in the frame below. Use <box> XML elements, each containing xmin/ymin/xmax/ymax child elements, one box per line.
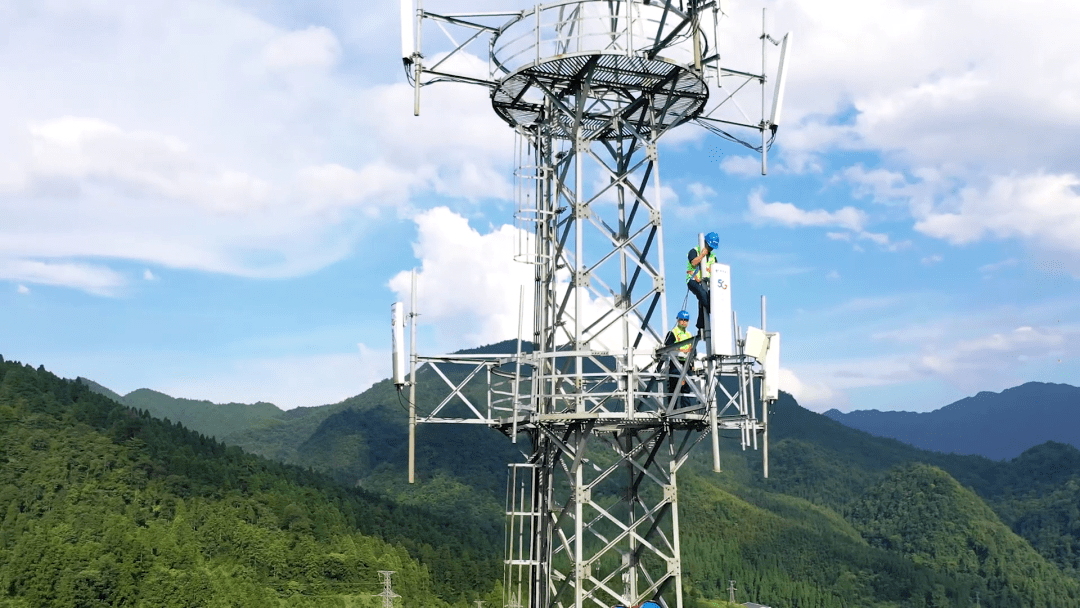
<box><xmin>377</xmin><ymin>571</ymin><xmax>400</xmax><ymax>608</ymax></box>
<box><xmin>693</xmin><ymin>6</ymin><xmax>794</xmax><ymax>175</ymax></box>
<box><xmin>394</xmin><ymin>2</ymin><xmax>785</xmax><ymax>607</ymax></box>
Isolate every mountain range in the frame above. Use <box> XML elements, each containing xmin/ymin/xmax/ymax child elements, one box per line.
<box><xmin>823</xmin><ymin>382</ymin><xmax>1080</xmax><ymax>460</ymax></box>
<box><xmin>2</xmin><ymin>349</ymin><xmax>1077</xmax><ymax>606</ymax></box>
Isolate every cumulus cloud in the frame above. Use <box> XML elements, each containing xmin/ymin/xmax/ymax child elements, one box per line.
<box><xmin>17</xmin><ymin>284</ymin><xmax>30</xmax><ymax>295</ymax></box>
<box><xmin>914</xmin><ymin>173</ymin><xmax>1080</xmax><ymax>265</ymax></box>
<box><xmin>720</xmin><ymin>155</ymin><xmax>764</xmax><ymax>177</ymax></box>
<box><xmin>760</xmin><ymin>0</ymin><xmax>1080</xmax><ymax>173</ymax></box>
<box><xmin>388</xmin><ymin>207</ymin><xmax>666</xmax><ymax>357</ymax></box>
<box><xmin>746</xmin><ymin>189</ymin><xmax>911</xmax><ymax>251</ymax></box>
<box><xmin>0</xmin><ymin>3</ymin><xmax>516</xmax><ymax>293</ymax></box>
<box><xmin>733</xmin><ymin>0</ymin><xmax>1080</xmax><ymax>272</ymax></box>
<box><xmin>687</xmin><ymin>182</ymin><xmax>717</xmax><ymax>200</ymax></box>
<box><xmin>779</xmin><ymin>368</ymin><xmax>840</xmax><ymax>411</ymax></box>
<box><xmin>746</xmin><ymin>189</ymin><xmax>866</xmax><ymax>231</ymax></box>
<box><xmin>388</xmin><ymin>207</ymin><xmax>533</xmax><ymax>349</ymax></box>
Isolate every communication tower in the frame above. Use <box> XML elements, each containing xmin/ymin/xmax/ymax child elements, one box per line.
<box><xmin>391</xmin><ymin>2</ymin><xmax>790</xmax><ymax>608</ymax></box>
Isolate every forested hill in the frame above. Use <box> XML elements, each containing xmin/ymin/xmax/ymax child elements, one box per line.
<box><xmin>9</xmin><ymin>351</ymin><xmax>1080</xmax><ymax>607</ymax></box>
<box><xmin>78</xmin><ymin>379</ymin><xmax>286</xmax><ymax>441</ymax></box>
<box><xmin>823</xmin><ymin>381</ymin><xmax>1080</xmax><ymax>460</ymax></box>
<box><xmin>0</xmin><ymin>356</ymin><xmax>505</xmax><ymax>607</ymax></box>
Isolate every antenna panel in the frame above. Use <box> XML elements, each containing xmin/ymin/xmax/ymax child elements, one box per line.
<box><xmin>399</xmin><ymin>0</ymin><xmax>415</xmax><ymax>62</ymax></box>
<box><xmin>769</xmin><ymin>32</ymin><xmax>792</xmax><ymax>127</ymax></box>
<box><xmin>763</xmin><ymin>332</ymin><xmax>780</xmax><ymax>400</ymax></box>
<box><xmin>391</xmin><ymin>302</ymin><xmax>406</xmax><ymax>386</ymax></box>
<box><xmin>744</xmin><ymin>326</ymin><xmax>769</xmax><ymax>361</ymax></box>
<box><xmin>709</xmin><ymin>263</ymin><xmax>734</xmax><ymax>356</ymax></box>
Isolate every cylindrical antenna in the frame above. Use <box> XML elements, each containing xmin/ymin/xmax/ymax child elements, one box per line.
<box><xmin>413</xmin><ymin>0</ymin><xmax>424</xmax><ymax>115</ymax></box>
<box><xmin>392</xmin><ymin>302</ymin><xmax>406</xmax><ymax>386</ymax></box>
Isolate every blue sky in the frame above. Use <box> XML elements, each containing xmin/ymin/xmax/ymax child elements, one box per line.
<box><xmin>0</xmin><ymin>0</ymin><xmax>1076</xmax><ymax>413</ymax></box>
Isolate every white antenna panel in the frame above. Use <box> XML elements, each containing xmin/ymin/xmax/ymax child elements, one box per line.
<box><xmin>709</xmin><ymin>263</ymin><xmax>734</xmax><ymax>356</ymax></box>
<box><xmin>769</xmin><ymin>32</ymin><xmax>792</xmax><ymax>127</ymax></box>
<box><xmin>399</xmin><ymin>0</ymin><xmax>415</xmax><ymax>62</ymax></box>
<box><xmin>391</xmin><ymin>302</ymin><xmax>406</xmax><ymax>386</ymax></box>
<box><xmin>743</xmin><ymin>326</ymin><xmax>769</xmax><ymax>361</ymax></box>
<box><xmin>763</xmin><ymin>332</ymin><xmax>780</xmax><ymax>400</ymax></box>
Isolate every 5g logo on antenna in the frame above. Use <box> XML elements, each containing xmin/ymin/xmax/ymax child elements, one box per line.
<box><xmin>716</xmin><ymin>278</ymin><xmax>728</xmax><ymax>290</ymax></box>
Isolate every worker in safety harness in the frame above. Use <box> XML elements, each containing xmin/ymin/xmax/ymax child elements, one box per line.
<box><xmin>686</xmin><ymin>231</ymin><xmax>719</xmax><ymax>333</ymax></box>
<box><xmin>663</xmin><ymin>310</ymin><xmax>695</xmax><ymax>403</ymax></box>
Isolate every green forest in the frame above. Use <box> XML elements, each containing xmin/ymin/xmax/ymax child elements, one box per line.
<box><xmin>2</xmin><ymin>352</ymin><xmax>1080</xmax><ymax>607</ymax></box>
<box><xmin>0</xmin><ymin>358</ymin><xmax>503</xmax><ymax>607</ymax></box>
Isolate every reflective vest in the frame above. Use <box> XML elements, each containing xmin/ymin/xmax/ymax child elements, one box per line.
<box><xmin>671</xmin><ymin>325</ymin><xmax>693</xmax><ymax>359</ymax></box>
<box><xmin>686</xmin><ymin>246</ymin><xmax>717</xmax><ymax>283</ymax></box>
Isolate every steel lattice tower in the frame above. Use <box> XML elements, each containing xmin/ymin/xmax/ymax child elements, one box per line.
<box><xmin>391</xmin><ymin>3</ymin><xmax>790</xmax><ymax>608</ymax></box>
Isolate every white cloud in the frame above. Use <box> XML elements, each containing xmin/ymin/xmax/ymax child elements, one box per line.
<box><xmin>978</xmin><ymin>258</ymin><xmax>1017</xmax><ymax>274</ymax></box>
<box><xmin>914</xmin><ymin>173</ymin><xmax>1080</xmax><ymax>268</ymax></box>
<box><xmin>826</xmin><ymin>270</ymin><xmax>840</xmax><ymax>280</ymax></box>
<box><xmin>779</xmin><ymin>368</ymin><xmax>840</xmax><ymax>411</ymax></box>
<box><xmin>763</xmin><ymin>0</ymin><xmax>1080</xmax><ymax>174</ymax></box>
<box><xmin>753</xmin><ymin>0</ymin><xmax>1080</xmax><ymax>267</ymax></box>
<box><xmin>795</xmin><ymin>307</ymin><xmax>1080</xmax><ymax>410</ymax></box>
<box><xmin>155</xmin><ymin>344</ymin><xmax>389</xmax><ymax>410</ymax></box>
<box><xmin>746</xmin><ymin>189</ymin><xmax>867</xmax><ymax>231</ymax></box>
<box><xmin>388</xmin><ymin>207</ymin><xmax>665</xmax><ymax>357</ymax></box>
<box><xmin>17</xmin><ymin>284</ymin><xmax>30</xmax><ymax>295</ymax></box>
<box><xmin>388</xmin><ymin>207</ymin><xmax>533</xmax><ymax>350</ymax></box>
<box><xmin>719</xmin><ymin>155</ymin><xmax>763</xmax><ymax>176</ymax></box>
<box><xmin>262</xmin><ymin>26</ymin><xmax>341</xmax><ymax>71</ymax></box>
<box><xmin>0</xmin><ymin>4</ymin><xmax>517</xmax><ymax>293</ymax></box>
<box><xmin>143</xmin><ymin>269</ymin><xmax>157</xmax><ymax>281</ymax></box>
<box><xmin>921</xmin><ymin>255</ymin><xmax>942</xmax><ymax>265</ymax></box>
<box><xmin>0</xmin><ymin>259</ymin><xmax>126</xmax><ymax>296</ymax></box>
<box><xmin>687</xmin><ymin>182</ymin><xmax>717</xmax><ymax>200</ymax></box>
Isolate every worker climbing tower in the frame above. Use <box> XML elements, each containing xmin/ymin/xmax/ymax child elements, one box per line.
<box><xmin>391</xmin><ymin>2</ymin><xmax>790</xmax><ymax>608</ymax></box>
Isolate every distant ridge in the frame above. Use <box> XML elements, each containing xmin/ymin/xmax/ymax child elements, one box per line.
<box><xmin>78</xmin><ymin>380</ymin><xmax>284</xmax><ymax>440</ymax></box>
<box><xmin>824</xmin><ymin>381</ymin><xmax>1080</xmax><ymax>460</ymax></box>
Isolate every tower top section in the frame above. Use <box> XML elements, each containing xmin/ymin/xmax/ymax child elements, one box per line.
<box><xmin>489</xmin><ymin>1</ymin><xmax>707</xmax><ymax>139</ymax></box>
<box><xmin>403</xmin><ymin>0</ymin><xmax>792</xmax><ymax>157</ymax></box>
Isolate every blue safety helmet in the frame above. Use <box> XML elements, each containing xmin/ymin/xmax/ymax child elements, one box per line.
<box><xmin>676</xmin><ymin>310</ymin><xmax>690</xmax><ymax>321</ymax></box>
<box><xmin>705</xmin><ymin>231</ymin><xmax>719</xmax><ymax>250</ymax></box>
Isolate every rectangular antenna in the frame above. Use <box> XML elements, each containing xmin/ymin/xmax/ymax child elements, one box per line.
<box><xmin>763</xmin><ymin>332</ymin><xmax>780</xmax><ymax>400</ymax></box>
<box><xmin>391</xmin><ymin>302</ymin><xmax>406</xmax><ymax>386</ymax></box>
<box><xmin>769</xmin><ymin>32</ymin><xmax>792</xmax><ymax>127</ymax></box>
<box><xmin>709</xmin><ymin>263</ymin><xmax>734</xmax><ymax>356</ymax></box>
<box><xmin>400</xmin><ymin>0</ymin><xmax>415</xmax><ymax>63</ymax></box>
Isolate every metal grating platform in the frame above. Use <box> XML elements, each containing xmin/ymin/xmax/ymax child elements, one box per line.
<box><xmin>492</xmin><ymin>53</ymin><xmax>708</xmax><ymax>140</ymax></box>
